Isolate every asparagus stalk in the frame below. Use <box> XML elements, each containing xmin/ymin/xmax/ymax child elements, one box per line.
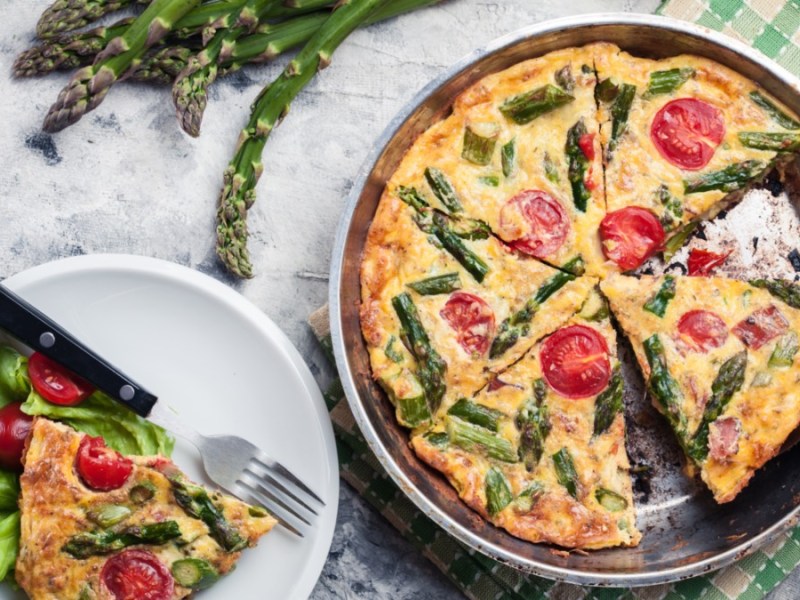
<box><xmin>42</xmin><ymin>0</ymin><xmax>202</xmax><ymax>133</ymax></box>
<box><xmin>683</xmin><ymin>160</ymin><xmax>767</xmax><ymax>194</ymax></box>
<box><xmin>431</xmin><ymin>213</ymin><xmax>489</xmax><ymax>282</ymax></box>
<box><xmin>554</xmin><ymin>65</ymin><xmax>574</xmax><ymax>93</ymax></box>
<box><xmin>593</xmin><ymin>366</ymin><xmax>623</xmax><ymax>436</ymax></box>
<box><xmin>750</xmin><ymin>279</ymin><xmax>800</xmax><ymax>309</ymax></box>
<box><xmin>595</xmin><ymin>488</ymin><xmax>627</xmax><ymax>511</ymax></box>
<box><xmin>424</xmin><ymin>167</ymin><xmax>462</xmax><ymax>213</ymax></box>
<box><xmin>461</xmin><ymin>123</ymin><xmax>498</xmax><ymax>165</ymax></box>
<box><xmin>739</xmin><ymin>131</ymin><xmax>800</xmax><ymax>152</ymax></box>
<box><xmin>499</xmin><ymin>84</ymin><xmax>574</xmax><ymax>125</ymax></box>
<box><xmin>407</xmin><ymin>272</ymin><xmax>461</xmax><ymax>296</ymax></box>
<box><xmin>392</xmin><ymin>292</ymin><xmax>447</xmax><ymax>414</ymax></box>
<box><xmin>769</xmin><ymin>332</ymin><xmax>799</xmax><ymax>367</ymax></box>
<box><xmin>62</xmin><ymin>521</ymin><xmax>182</xmax><ymax>558</ymax></box>
<box><xmin>501</xmin><ymin>138</ymin><xmax>517</xmax><ymax>178</ymax></box>
<box><xmin>595</xmin><ymin>77</ymin><xmax>620</xmax><ymax>103</ymax></box>
<box><xmin>446</xmin><ymin>416</ymin><xmax>517</xmax><ymax>462</ymax></box>
<box><xmin>485</xmin><ymin>467</ymin><xmax>513</xmax><ymax>516</ymax></box>
<box><xmin>14</xmin><ymin>19</ymin><xmax>133</xmax><ymax>78</ymax></box>
<box><xmin>170</xmin><ymin>476</ymin><xmax>247</xmax><ymax>552</ymax></box>
<box><xmin>566</xmin><ymin>119</ymin><xmax>591</xmax><ymax>212</ymax></box>
<box><xmin>643</xmin><ymin>275</ymin><xmax>676</xmax><ymax>318</ymax></box>
<box><xmin>663</xmin><ymin>221</ymin><xmax>699</xmax><ymax>261</ymax></box>
<box><xmin>643</xmin><ymin>68</ymin><xmax>694</xmax><ymax>98</ymax></box>
<box><xmin>381</xmin><ymin>370</ymin><xmax>430</xmax><ymax>428</ymax></box>
<box><xmin>448</xmin><ymin>398</ymin><xmax>503</xmax><ymax>432</ymax></box>
<box><xmin>552</xmin><ymin>448</ymin><xmax>579</xmax><ymax>499</ymax></box>
<box><xmin>687</xmin><ymin>351</ymin><xmax>747</xmax><ymax>462</ymax></box>
<box><xmin>131</xmin><ymin>45</ymin><xmax>197</xmax><ymax>85</ymax></box>
<box><xmin>750</xmin><ymin>91</ymin><xmax>800</xmax><ymax>130</ymax></box>
<box><xmin>215</xmin><ymin>0</ymin><xmax>393</xmax><ymax>277</ymax></box>
<box><xmin>36</xmin><ymin>0</ymin><xmax>147</xmax><ymax>38</ymax></box>
<box><xmin>516</xmin><ymin>399</ymin><xmax>550</xmax><ymax>471</ymax></box>
<box><xmin>643</xmin><ymin>334</ymin><xmax>690</xmax><ymax>446</ymax></box>
<box><xmin>607</xmin><ymin>83</ymin><xmax>636</xmax><ymax>157</ymax></box>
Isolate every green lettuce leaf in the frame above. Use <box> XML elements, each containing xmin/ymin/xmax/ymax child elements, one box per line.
<box><xmin>0</xmin><ymin>472</ymin><xmax>19</xmax><ymax>514</ymax></box>
<box><xmin>0</xmin><ymin>512</ymin><xmax>19</xmax><ymax>582</ymax></box>
<box><xmin>0</xmin><ymin>348</ymin><xmax>29</xmax><ymax>409</ymax></box>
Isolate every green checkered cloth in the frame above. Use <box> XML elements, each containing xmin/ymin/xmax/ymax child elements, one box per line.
<box><xmin>309</xmin><ymin>4</ymin><xmax>800</xmax><ymax>597</ymax></box>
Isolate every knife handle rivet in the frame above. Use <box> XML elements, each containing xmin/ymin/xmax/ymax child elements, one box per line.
<box><xmin>39</xmin><ymin>332</ymin><xmax>56</xmax><ymax>348</ymax></box>
<box><xmin>120</xmin><ymin>385</ymin><xmax>135</xmax><ymax>401</ymax></box>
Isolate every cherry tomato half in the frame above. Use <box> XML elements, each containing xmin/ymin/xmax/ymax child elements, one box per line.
<box><xmin>440</xmin><ymin>292</ymin><xmax>495</xmax><ymax>356</ymax></box>
<box><xmin>600</xmin><ymin>206</ymin><xmax>665</xmax><ymax>271</ymax></box>
<box><xmin>101</xmin><ymin>549</ymin><xmax>174</xmax><ymax>600</ymax></box>
<box><xmin>677</xmin><ymin>310</ymin><xmax>728</xmax><ymax>353</ymax></box>
<box><xmin>733</xmin><ymin>305</ymin><xmax>789</xmax><ymax>350</ymax></box>
<box><xmin>498</xmin><ymin>190</ymin><xmax>570</xmax><ymax>259</ymax></box>
<box><xmin>76</xmin><ymin>435</ymin><xmax>133</xmax><ymax>491</ymax></box>
<box><xmin>578</xmin><ymin>133</ymin><xmax>596</xmax><ymax>161</ymax></box>
<box><xmin>540</xmin><ymin>325</ymin><xmax>610</xmax><ymax>399</ymax></box>
<box><xmin>28</xmin><ymin>352</ymin><xmax>94</xmax><ymax>406</ymax></box>
<box><xmin>0</xmin><ymin>403</ymin><xmax>33</xmax><ymax>472</ymax></box>
<box><xmin>687</xmin><ymin>249</ymin><xmax>730</xmax><ymax>276</ymax></box>
<box><xmin>650</xmin><ymin>98</ymin><xmax>725</xmax><ymax>170</ymax></box>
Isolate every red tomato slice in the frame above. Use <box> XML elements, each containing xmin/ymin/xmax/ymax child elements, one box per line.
<box><xmin>440</xmin><ymin>292</ymin><xmax>495</xmax><ymax>356</ymax></box>
<box><xmin>76</xmin><ymin>435</ymin><xmax>133</xmax><ymax>491</ymax></box>
<box><xmin>540</xmin><ymin>325</ymin><xmax>611</xmax><ymax>399</ymax></box>
<box><xmin>599</xmin><ymin>206</ymin><xmax>665</xmax><ymax>271</ymax></box>
<box><xmin>650</xmin><ymin>98</ymin><xmax>725</xmax><ymax>170</ymax></box>
<box><xmin>28</xmin><ymin>352</ymin><xmax>94</xmax><ymax>406</ymax></box>
<box><xmin>687</xmin><ymin>249</ymin><xmax>730</xmax><ymax>276</ymax></box>
<box><xmin>732</xmin><ymin>305</ymin><xmax>789</xmax><ymax>350</ymax></box>
<box><xmin>498</xmin><ymin>190</ymin><xmax>570</xmax><ymax>259</ymax></box>
<box><xmin>677</xmin><ymin>310</ymin><xmax>728</xmax><ymax>353</ymax></box>
<box><xmin>101</xmin><ymin>550</ymin><xmax>174</xmax><ymax>600</ymax></box>
<box><xmin>0</xmin><ymin>403</ymin><xmax>32</xmax><ymax>472</ymax></box>
<box><xmin>578</xmin><ymin>133</ymin><xmax>596</xmax><ymax>160</ymax></box>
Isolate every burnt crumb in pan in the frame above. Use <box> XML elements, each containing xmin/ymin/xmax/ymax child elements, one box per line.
<box><xmin>757</xmin><ymin>169</ymin><xmax>784</xmax><ymax>197</ymax></box>
<box><xmin>753</xmin><ymin>237</ymin><xmax>759</xmax><ymax>251</ymax></box>
<box><xmin>789</xmin><ymin>249</ymin><xmax>800</xmax><ymax>272</ymax></box>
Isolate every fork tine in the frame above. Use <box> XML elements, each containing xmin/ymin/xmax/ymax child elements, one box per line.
<box><xmin>252</xmin><ymin>452</ymin><xmax>325</xmax><ymax>505</ymax></box>
<box><xmin>234</xmin><ymin>484</ymin><xmax>304</xmax><ymax>538</ymax></box>
<box><xmin>239</xmin><ymin>475</ymin><xmax>312</xmax><ymax>526</ymax></box>
<box><xmin>245</xmin><ymin>463</ymin><xmax>318</xmax><ymax>516</ymax></box>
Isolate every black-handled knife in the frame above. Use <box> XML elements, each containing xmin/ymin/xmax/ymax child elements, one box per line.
<box><xmin>0</xmin><ymin>283</ymin><xmax>157</xmax><ymax>417</ymax></box>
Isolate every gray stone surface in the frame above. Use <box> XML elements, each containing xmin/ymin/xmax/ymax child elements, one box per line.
<box><xmin>1</xmin><ymin>0</ymin><xmax>799</xmax><ymax>598</ymax></box>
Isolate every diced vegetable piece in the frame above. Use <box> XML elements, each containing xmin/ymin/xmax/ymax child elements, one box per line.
<box><xmin>643</xmin><ymin>275</ymin><xmax>677</xmax><ymax>318</ymax></box>
<box><xmin>407</xmin><ymin>273</ymin><xmax>461</xmax><ymax>296</ymax></box>
<box><xmin>769</xmin><ymin>332</ymin><xmax>799</xmax><ymax>367</ymax></box>
<box><xmin>738</xmin><ymin>132</ymin><xmax>800</xmax><ymax>152</ymax></box>
<box><xmin>516</xmin><ymin>400</ymin><xmax>550</xmax><ymax>471</ymax></box>
<box><xmin>608</xmin><ymin>83</ymin><xmax>636</xmax><ymax>156</ymax></box>
<box><xmin>514</xmin><ymin>481</ymin><xmax>545</xmax><ymax>512</ymax></box>
<box><xmin>501</xmin><ymin>138</ymin><xmax>517</xmax><ymax>178</ymax></box>
<box><xmin>171</xmin><ymin>558</ymin><xmax>220</xmax><ymax>590</ymax></box>
<box><xmin>86</xmin><ymin>504</ymin><xmax>132</xmax><ymax>528</ymax></box>
<box><xmin>423</xmin><ymin>431</ymin><xmax>449</xmax><ymax>447</ymax></box>
<box><xmin>384</xmin><ymin>335</ymin><xmax>404</xmax><ymax>363</ymax></box>
<box><xmin>644</xmin><ymin>68</ymin><xmax>694</xmax><ymax>97</ymax></box>
<box><xmin>478</xmin><ymin>175</ymin><xmax>500</xmax><ymax>187</ymax></box>
<box><xmin>499</xmin><ymin>84</ymin><xmax>574</xmax><ymax>125</ymax></box>
<box><xmin>594</xmin><ymin>367</ymin><xmax>623</xmax><ymax>436</ymax></box>
<box><xmin>595</xmin><ymin>488</ymin><xmax>628</xmax><ymax>511</ymax></box>
<box><xmin>248</xmin><ymin>505</ymin><xmax>269</xmax><ymax>518</ymax></box>
<box><xmin>462</xmin><ymin>122</ymin><xmax>499</xmax><ymax>165</ymax></box>
<box><xmin>595</xmin><ymin>77</ymin><xmax>620</xmax><ymax>102</ymax></box>
<box><xmin>684</xmin><ymin>160</ymin><xmax>767</xmax><ymax>194</ymax></box>
<box><xmin>448</xmin><ymin>398</ymin><xmax>503</xmax><ymax>432</ymax></box>
<box><xmin>424</xmin><ymin>167</ymin><xmax>462</xmax><ymax>213</ymax></box>
<box><xmin>552</xmin><ymin>448</ymin><xmax>579</xmax><ymax>499</ymax></box>
<box><xmin>554</xmin><ymin>65</ymin><xmax>574</xmax><ymax>93</ymax></box>
<box><xmin>752</xmin><ymin>371</ymin><xmax>773</xmax><ymax>387</ymax></box>
<box><xmin>750</xmin><ymin>91</ymin><xmax>800</xmax><ymax>130</ymax></box>
<box><xmin>543</xmin><ymin>152</ymin><xmax>559</xmax><ymax>183</ymax></box>
<box><xmin>663</xmin><ymin>221</ymin><xmax>699</xmax><ymax>262</ymax></box>
<box><xmin>566</xmin><ymin>118</ymin><xmax>592</xmax><ymax>212</ymax></box>
<box><xmin>579</xmin><ymin>288</ymin><xmax>610</xmax><ymax>322</ymax></box>
<box><xmin>446</xmin><ymin>417</ymin><xmax>516</xmax><ymax>462</ymax></box>
<box><xmin>485</xmin><ymin>467</ymin><xmax>513</xmax><ymax>516</ymax></box>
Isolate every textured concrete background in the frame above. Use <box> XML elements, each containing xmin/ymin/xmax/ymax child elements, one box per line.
<box><xmin>1</xmin><ymin>0</ymin><xmax>798</xmax><ymax>598</ymax></box>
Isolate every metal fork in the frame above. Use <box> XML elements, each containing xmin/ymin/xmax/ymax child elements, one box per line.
<box><xmin>0</xmin><ymin>283</ymin><xmax>324</xmax><ymax>536</ymax></box>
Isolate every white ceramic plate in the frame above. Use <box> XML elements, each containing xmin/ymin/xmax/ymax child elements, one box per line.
<box><xmin>0</xmin><ymin>254</ymin><xmax>338</xmax><ymax>600</ymax></box>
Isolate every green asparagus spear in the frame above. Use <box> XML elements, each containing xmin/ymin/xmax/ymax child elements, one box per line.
<box><xmin>462</xmin><ymin>123</ymin><xmax>498</xmax><ymax>165</ymax></box>
<box><xmin>769</xmin><ymin>332</ymin><xmax>799</xmax><ymax>367</ymax></box>
<box><xmin>738</xmin><ymin>132</ymin><xmax>800</xmax><ymax>152</ymax></box>
<box><xmin>478</xmin><ymin>175</ymin><xmax>500</xmax><ymax>187</ymax></box>
<box><xmin>392</xmin><ymin>292</ymin><xmax>447</xmax><ymax>414</ymax></box>
<box><xmin>554</xmin><ymin>65</ymin><xmax>575</xmax><ymax>93</ymax></box>
<box><xmin>42</xmin><ymin>0</ymin><xmax>201</xmax><ymax>133</ymax></box>
<box><xmin>485</xmin><ymin>467</ymin><xmax>513</xmax><ymax>516</ymax></box>
<box><xmin>407</xmin><ymin>272</ymin><xmax>461</xmax><ymax>296</ymax></box>
<box><xmin>643</xmin><ymin>275</ymin><xmax>676</xmax><ymax>318</ymax></box>
<box><xmin>489</xmin><ymin>257</ymin><xmax>582</xmax><ymax>359</ymax></box>
<box><xmin>750</xmin><ymin>279</ymin><xmax>800</xmax><ymax>309</ymax></box>
<box><xmin>499</xmin><ymin>84</ymin><xmax>574</xmax><ymax>125</ymax></box>
<box><xmin>424</xmin><ymin>167</ymin><xmax>462</xmax><ymax>213</ymax></box>
<box><xmin>63</xmin><ymin>521</ymin><xmax>182</xmax><ymax>558</ymax></box>
<box><xmin>516</xmin><ymin>400</ymin><xmax>550</xmax><ymax>471</ymax></box>
<box><xmin>86</xmin><ymin>504</ymin><xmax>133</xmax><ymax>528</ymax></box>
<box><xmin>423</xmin><ymin>431</ymin><xmax>449</xmax><ymax>447</ymax></box>
<box><xmin>446</xmin><ymin>417</ymin><xmax>516</xmax><ymax>462</ymax></box>
<box><xmin>431</xmin><ymin>214</ymin><xmax>489</xmax><ymax>282</ymax></box>
<box><xmin>663</xmin><ymin>221</ymin><xmax>699</xmax><ymax>261</ymax></box>
<box><xmin>750</xmin><ymin>91</ymin><xmax>800</xmax><ymax>130</ymax></box>
<box><xmin>687</xmin><ymin>351</ymin><xmax>747</xmax><ymax>462</ymax></box>
<box><xmin>593</xmin><ymin>367</ymin><xmax>623</xmax><ymax>436</ymax></box>
<box><xmin>595</xmin><ymin>77</ymin><xmax>620</xmax><ymax>102</ymax></box>
<box><xmin>131</xmin><ymin>45</ymin><xmax>197</xmax><ymax>85</ymax></box>
<box><xmin>552</xmin><ymin>448</ymin><xmax>579</xmax><ymax>499</ymax></box>
<box><xmin>216</xmin><ymin>0</ymin><xmax>394</xmax><ymax>277</ymax></box>
<box><xmin>643</xmin><ymin>334</ymin><xmax>689</xmax><ymax>444</ymax></box>
<box><xmin>380</xmin><ymin>370</ymin><xmax>430</xmax><ymax>428</ymax></box>
<box><xmin>513</xmin><ymin>481</ymin><xmax>545</xmax><ymax>512</ymax></box>
<box><xmin>170</xmin><ymin>476</ymin><xmax>246</xmax><ymax>551</ymax></box>
<box><xmin>445</xmin><ymin>214</ymin><xmax>491</xmax><ymax>241</ymax></box>
<box><xmin>566</xmin><ymin>119</ymin><xmax>591</xmax><ymax>212</ymax></box>
<box><xmin>656</xmin><ymin>184</ymin><xmax>684</xmax><ymax>231</ymax></box>
<box><xmin>543</xmin><ymin>152</ymin><xmax>559</xmax><ymax>183</ymax></box>
<box><xmin>501</xmin><ymin>138</ymin><xmax>517</xmax><ymax>178</ymax></box>
<box><xmin>595</xmin><ymin>488</ymin><xmax>627</xmax><ymax>511</ymax></box>
<box><xmin>448</xmin><ymin>398</ymin><xmax>504</xmax><ymax>432</ymax></box>
<box><xmin>643</xmin><ymin>68</ymin><xmax>694</xmax><ymax>98</ymax></box>
<box><xmin>172</xmin><ymin>558</ymin><xmax>220</xmax><ymax>590</ymax></box>
<box><xmin>36</xmin><ymin>0</ymin><xmax>147</xmax><ymax>38</ymax></box>
<box><xmin>684</xmin><ymin>160</ymin><xmax>767</xmax><ymax>194</ymax></box>
<box><xmin>14</xmin><ymin>19</ymin><xmax>134</xmax><ymax>77</ymax></box>
<box><xmin>607</xmin><ymin>83</ymin><xmax>636</xmax><ymax>157</ymax></box>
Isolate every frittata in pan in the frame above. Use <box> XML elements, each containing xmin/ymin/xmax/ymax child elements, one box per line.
<box><xmin>16</xmin><ymin>418</ymin><xmax>275</xmax><ymax>599</ymax></box>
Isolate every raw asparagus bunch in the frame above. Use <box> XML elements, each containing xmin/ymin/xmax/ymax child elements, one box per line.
<box><xmin>42</xmin><ymin>0</ymin><xmax>202</xmax><ymax>133</ymax></box>
<box><xmin>215</xmin><ymin>0</ymin><xmax>391</xmax><ymax>277</ymax></box>
<box><xmin>37</xmin><ymin>0</ymin><xmax>148</xmax><ymax>38</ymax></box>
